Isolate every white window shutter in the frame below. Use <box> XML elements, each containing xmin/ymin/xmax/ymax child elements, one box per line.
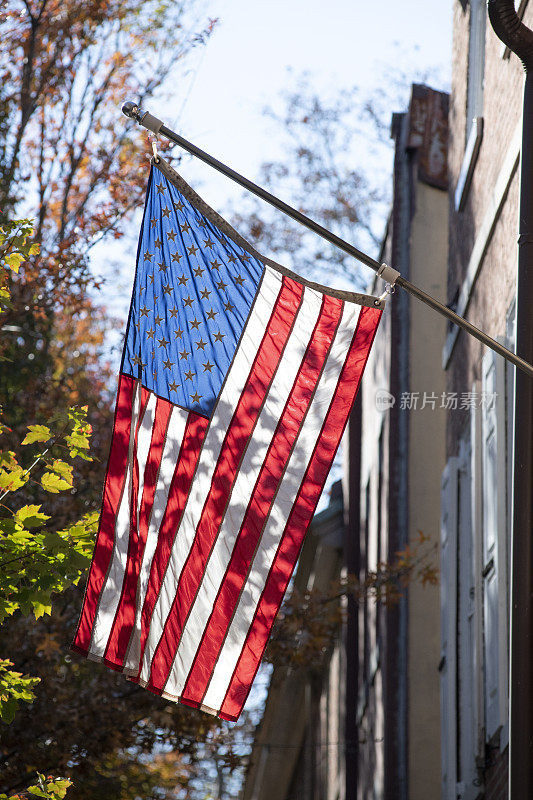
<box><xmin>494</xmin><ymin>345</ymin><xmax>510</xmax><ymax>733</ymax></box>
<box><xmin>481</xmin><ymin>350</ymin><xmax>508</xmax><ymax>740</ymax></box>
<box><xmin>470</xmin><ymin>388</ymin><xmax>486</xmax><ymax>762</ymax></box>
<box><xmin>456</xmin><ymin>439</ymin><xmax>479</xmax><ymax>798</ymax></box>
<box><xmin>440</xmin><ymin>458</ymin><xmax>459</xmax><ymax>800</ymax></box>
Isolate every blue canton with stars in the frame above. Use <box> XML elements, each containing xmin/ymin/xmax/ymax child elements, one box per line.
<box><xmin>122</xmin><ymin>163</ymin><xmax>264</xmax><ymax>418</ymax></box>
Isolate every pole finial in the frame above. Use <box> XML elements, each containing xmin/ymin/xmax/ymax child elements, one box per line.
<box><xmin>121</xmin><ymin>101</ymin><xmax>164</xmax><ymax>136</ymax></box>
<box><xmin>122</xmin><ymin>101</ymin><xmax>141</xmax><ymax>121</ymax></box>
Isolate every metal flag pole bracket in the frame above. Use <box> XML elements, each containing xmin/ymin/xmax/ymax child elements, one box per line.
<box><xmin>147</xmin><ymin>132</ymin><xmax>160</xmax><ymax>163</ymax></box>
<box><xmin>121</xmin><ymin>99</ymin><xmax>533</xmax><ymax>380</ymax></box>
<box><xmin>375</xmin><ymin>263</ymin><xmax>400</xmax><ymax>306</ymax></box>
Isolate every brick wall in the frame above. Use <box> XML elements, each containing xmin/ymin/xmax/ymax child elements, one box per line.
<box><xmin>447</xmin><ymin>0</ymin><xmax>527</xmax><ymax>449</ymax></box>
<box><xmin>445</xmin><ymin>4</ymin><xmax>528</xmax><ymax>799</ymax></box>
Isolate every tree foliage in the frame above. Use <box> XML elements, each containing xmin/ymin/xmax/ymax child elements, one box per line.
<box><xmin>0</xmin><ymin>12</ymin><xmax>447</xmax><ymax>795</ymax></box>
<box><xmin>233</xmin><ymin>65</ymin><xmax>446</xmax><ymax>292</ymax></box>
<box><xmin>0</xmin><ymin>408</ymin><xmax>95</xmax><ymax>626</ymax></box>
<box><xmin>0</xmin><ymin>0</ymin><xmax>217</xmax><ymax>440</ymax></box>
<box><xmin>0</xmin><ymin>773</ymin><xmax>72</xmax><ymax>800</ymax></box>
<box><xmin>265</xmin><ymin>531</ymin><xmax>438</xmax><ymax>671</ymax></box>
<box><xmin>232</xmin><ymin>74</ymin><xmax>392</xmax><ymax>291</ymax></box>
<box><xmin>0</xmin><ymin>226</ymin><xmax>98</xmax><ymax>796</ymax></box>
<box><xmin>0</xmin><ymin>1</ymin><xmax>227</xmax><ymax>797</ymax></box>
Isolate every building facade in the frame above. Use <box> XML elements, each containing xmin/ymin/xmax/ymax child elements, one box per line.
<box><xmin>241</xmin><ymin>83</ymin><xmax>449</xmax><ymax>800</ymax></box>
<box><xmin>438</xmin><ymin>1</ymin><xmax>529</xmax><ymax>798</ymax></box>
<box><xmin>354</xmin><ymin>83</ymin><xmax>448</xmax><ymax>800</ymax></box>
<box><xmin>241</xmin><ymin>5</ymin><xmax>530</xmax><ymax>795</ymax></box>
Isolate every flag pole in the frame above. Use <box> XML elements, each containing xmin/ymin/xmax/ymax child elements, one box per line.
<box><xmin>121</xmin><ymin>100</ymin><xmax>533</xmax><ymax>380</ymax></box>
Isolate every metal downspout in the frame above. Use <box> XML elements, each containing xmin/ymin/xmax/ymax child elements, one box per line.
<box><xmin>487</xmin><ymin>3</ymin><xmax>533</xmax><ymax>798</ymax></box>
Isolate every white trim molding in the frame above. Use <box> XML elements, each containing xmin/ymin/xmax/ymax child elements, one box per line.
<box><xmin>455</xmin><ymin>117</ymin><xmax>484</xmax><ymax>212</ymax></box>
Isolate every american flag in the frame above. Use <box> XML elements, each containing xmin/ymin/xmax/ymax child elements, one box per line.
<box><xmin>72</xmin><ymin>158</ymin><xmax>382</xmax><ymax>721</ymax></box>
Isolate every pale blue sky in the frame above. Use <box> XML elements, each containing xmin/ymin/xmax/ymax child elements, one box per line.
<box><xmin>170</xmin><ymin>0</ymin><xmax>453</xmax><ymax>208</ymax></box>
<box><xmin>103</xmin><ymin>0</ymin><xmax>453</xmax><ymax>346</ymax></box>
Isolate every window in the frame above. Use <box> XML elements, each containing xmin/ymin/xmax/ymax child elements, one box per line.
<box><xmin>505</xmin><ymin>301</ymin><xmax>516</xmax><ymax>579</ymax></box>
<box><xmin>481</xmin><ymin>355</ymin><xmax>500</xmax><ymax>739</ymax></box>
<box><xmin>357</xmin><ymin>479</ymin><xmax>371</xmax><ymax>723</ymax></box>
<box><xmin>456</xmin><ymin>440</ymin><xmax>478</xmax><ymax>798</ymax></box>
<box><xmin>363</xmin><ymin>479</ymin><xmax>370</xmax><ymax>688</ymax></box>
<box><xmin>440</xmin><ymin>352</ymin><xmax>512</xmax><ymax>798</ymax></box>
<box><xmin>480</xmin><ymin>349</ymin><xmax>509</xmax><ymax>743</ymax></box>
<box><xmin>455</xmin><ymin>0</ymin><xmax>486</xmax><ymax>211</ymax></box>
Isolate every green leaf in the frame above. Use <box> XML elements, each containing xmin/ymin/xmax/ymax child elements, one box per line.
<box><xmin>65</xmin><ymin>431</ymin><xmax>90</xmax><ymax>450</ymax></box>
<box><xmin>48</xmin><ymin>460</ymin><xmax>73</xmax><ymax>486</ymax></box>
<box><xmin>21</xmin><ymin>425</ymin><xmax>51</xmax><ymax>445</ymax></box>
<box><xmin>40</xmin><ymin>472</ymin><xmax>71</xmax><ymax>493</ymax></box>
<box><xmin>0</xmin><ymin>518</ymin><xmax>16</xmax><ymax>536</ymax></box>
<box><xmin>0</xmin><ymin>659</ymin><xmax>39</xmax><ymax>723</ymax></box>
<box><xmin>0</xmin><ymin>697</ymin><xmax>17</xmax><ymax>724</ymax></box>
<box><xmin>26</xmin><ymin>776</ymin><xmax>72</xmax><ymax>800</ymax></box>
<box><xmin>0</xmin><ymin>452</ymin><xmax>18</xmax><ymax>468</ymax></box>
<box><xmin>66</xmin><ymin>550</ymin><xmax>91</xmax><ymax>569</ymax></box>
<box><xmin>14</xmin><ymin>505</ymin><xmax>50</xmax><ymax>529</ymax></box>
<box><xmin>0</xmin><ymin>464</ymin><xmax>26</xmax><ymax>492</ymax></box>
<box><xmin>32</xmin><ymin>600</ymin><xmax>52</xmax><ymax>619</ymax></box>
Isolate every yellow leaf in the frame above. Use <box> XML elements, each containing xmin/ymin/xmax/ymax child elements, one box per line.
<box><xmin>49</xmin><ymin>459</ymin><xmax>73</xmax><ymax>485</ymax></box>
<box><xmin>41</xmin><ymin>472</ymin><xmax>70</xmax><ymax>493</ymax></box>
<box><xmin>21</xmin><ymin>425</ymin><xmax>51</xmax><ymax>445</ymax></box>
<box><xmin>14</xmin><ymin>504</ymin><xmax>50</xmax><ymax>528</ymax></box>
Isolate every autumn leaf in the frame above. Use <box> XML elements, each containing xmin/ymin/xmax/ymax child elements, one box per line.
<box><xmin>40</xmin><ymin>472</ymin><xmax>71</xmax><ymax>493</ymax></box>
<box><xmin>21</xmin><ymin>425</ymin><xmax>52</xmax><ymax>445</ymax></box>
<box><xmin>0</xmin><ymin>461</ymin><xmax>26</xmax><ymax>492</ymax></box>
<box><xmin>35</xmin><ymin>633</ymin><xmax>61</xmax><ymax>657</ymax></box>
<box><xmin>14</xmin><ymin>505</ymin><xmax>50</xmax><ymax>529</ymax></box>
<box><xmin>48</xmin><ymin>460</ymin><xmax>73</xmax><ymax>486</ymax></box>
<box><xmin>31</xmin><ymin>599</ymin><xmax>52</xmax><ymax>620</ymax></box>
<box><xmin>3</xmin><ymin>253</ymin><xmax>24</xmax><ymax>272</ymax></box>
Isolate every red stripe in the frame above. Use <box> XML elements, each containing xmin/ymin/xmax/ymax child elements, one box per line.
<box><xmin>104</xmin><ymin>395</ymin><xmax>173</xmax><ymax>667</ymax></box>
<box><xmin>180</xmin><ymin>294</ymin><xmax>343</xmax><ymax>705</ymax></box>
<box><xmin>134</xmin><ymin>411</ymin><xmax>209</xmax><ymax>671</ymax></box>
<box><xmin>72</xmin><ymin>374</ymin><xmax>136</xmax><ymax>655</ymax></box>
<box><xmin>145</xmin><ymin>276</ymin><xmax>304</xmax><ymax>693</ymax></box>
<box><xmin>219</xmin><ymin>305</ymin><xmax>382</xmax><ymax>720</ymax></box>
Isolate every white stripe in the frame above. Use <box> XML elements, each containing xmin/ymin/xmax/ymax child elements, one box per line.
<box><xmin>138</xmin><ymin>266</ymin><xmax>283</xmax><ymax>683</ymax></box>
<box><xmin>162</xmin><ymin>285</ymin><xmax>324</xmax><ymax>697</ymax></box>
<box><xmin>89</xmin><ymin>383</ymin><xmax>146</xmax><ymax>656</ymax></box>
<box><xmin>124</xmin><ymin>403</ymin><xmax>188</xmax><ymax>673</ymax></box>
<box><xmin>202</xmin><ymin>301</ymin><xmax>362</xmax><ymax>711</ymax></box>
<box><xmin>135</xmin><ymin>392</ymin><xmax>158</xmax><ymax>524</ymax></box>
